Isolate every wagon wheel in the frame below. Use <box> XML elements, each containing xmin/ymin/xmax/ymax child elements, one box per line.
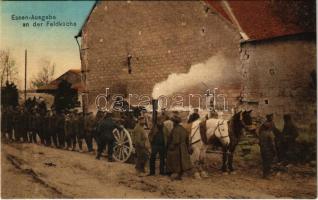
<box><xmin>112</xmin><ymin>127</ymin><xmax>134</xmax><ymax>162</ymax></box>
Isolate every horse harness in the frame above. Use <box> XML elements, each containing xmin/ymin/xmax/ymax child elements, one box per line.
<box><xmin>214</xmin><ymin>120</ymin><xmax>229</xmax><ymax>139</ymax></box>
<box><xmin>190</xmin><ymin>124</ymin><xmax>201</xmax><ymax>145</ymax></box>
<box><xmin>190</xmin><ymin>120</ymin><xmax>229</xmax><ymax>145</ymax></box>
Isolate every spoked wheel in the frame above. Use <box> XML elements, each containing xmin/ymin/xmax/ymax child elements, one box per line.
<box><xmin>112</xmin><ymin>127</ymin><xmax>134</xmax><ymax>162</ymax></box>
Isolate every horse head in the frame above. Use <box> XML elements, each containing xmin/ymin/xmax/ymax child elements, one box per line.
<box><xmin>230</xmin><ymin>110</ymin><xmax>253</xmax><ymax>137</ymax></box>
<box><xmin>242</xmin><ymin>110</ymin><xmax>253</xmax><ymax>126</ymax></box>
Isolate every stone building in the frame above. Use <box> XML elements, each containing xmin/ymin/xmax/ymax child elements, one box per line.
<box><xmin>36</xmin><ymin>69</ymin><xmax>83</xmax><ymax>109</ymax></box>
<box><xmin>37</xmin><ymin>69</ymin><xmax>83</xmax><ymax>93</ymax></box>
<box><xmin>76</xmin><ymin>1</ymin><xmax>315</xmax><ymax>134</ymax></box>
<box><xmin>208</xmin><ymin>1</ymin><xmax>316</xmax><ymax>133</ymax></box>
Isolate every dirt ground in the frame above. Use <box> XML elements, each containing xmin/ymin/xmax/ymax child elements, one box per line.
<box><xmin>1</xmin><ymin>142</ymin><xmax>316</xmax><ymax>198</ymax></box>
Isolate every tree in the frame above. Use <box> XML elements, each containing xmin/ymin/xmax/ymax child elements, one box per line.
<box><xmin>0</xmin><ymin>49</ymin><xmax>18</xmax><ymax>87</ymax></box>
<box><xmin>53</xmin><ymin>79</ymin><xmax>79</xmax><ymax>112</ymax></box>
<box><xmin>1</xmin><ymin>81</ymin><xmax>19</xmax><ymax>108</ymax></box>
<box><xmin>31</xmin><ymin>58</ymin><xmax>55</xmax><ymax>89</ymax></box>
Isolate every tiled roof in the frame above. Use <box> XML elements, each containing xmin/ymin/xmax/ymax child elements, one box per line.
<box><xmin>37</xmin><ymin>69</ymin><xmax>83</xmax><ymax>92</ymax></box>
<box><xmin>206</xmin><ymin>0</ymin><xmax>315</xmax><ymax>41</ymax></box>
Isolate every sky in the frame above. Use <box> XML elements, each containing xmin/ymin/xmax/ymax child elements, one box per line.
<box><xmin>0</xmin><ymin>1</ymin><xmax>96</xmax><ymax>89</ymax></box>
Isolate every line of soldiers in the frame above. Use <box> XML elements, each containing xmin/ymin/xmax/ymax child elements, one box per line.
<box><xmin>1</xmin><ymin>104</ymin><xmax>133</xmax><ymax>163</ymax></box>
<box><xmin>1</xmin><ymin>105</ymin><xmax>96</xmax><ymax>152</ymax></box>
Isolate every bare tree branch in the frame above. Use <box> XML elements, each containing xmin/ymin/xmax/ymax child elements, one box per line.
<box><xmin>30</xmin><ymin>58</ymin><xmax>56</xmax><ymax>89</ymax></box>
<box><xmin>0</xmin><ymin>49</ymin><xmax>18</xmax><ymax>87</ymax></box>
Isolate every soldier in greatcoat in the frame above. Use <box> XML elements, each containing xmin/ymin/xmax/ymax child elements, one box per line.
<box><xmin>75</xmin><ymin>112</ymin><xmax>85</xmax><ymax>152</ymax></box>
<box><xmin>96</xmin><ymin>112</ymin><xmax>121</xmax><ymax>161</ymax></box>
<box><xmin>133</xmin><ymin>116</ymin><xmax>150</xmax><ymax>175</ymax></box>
<box><xmin>259</xmin><ymin>114</ymin><xmax>276</xmax><ymax>179</ymax></box>
<box><xmin>37</xmin><ymin>111</ymin><xmax>46</xmax><ymax>145</ymax></box>
<box><xmin>48</xmin><ymin>109</ymin><xmax>59</xmax><ymax>147</ymax></box>
<box><xmin>56</xmin><ymin>111</ymin><xmax>66</xmax><ymax>148</ymax></box>
<box><xmin>84</xmin><ymin>112</ymin><xmax>95</xmax><ymax>152</ymax></box>
<box><xmin>1</xmin><ymin>106</ymin><xmax>7</xmax><ymax>140</ymax></box>
<box><xmin>42</xmin><ymin>110</ymin><xmax>52</xmax><ymax>146</ymax></box>
<box><xmin>282</xmin><ymin>114</ymin><xmax>299</xmax><ymax>163</ymax></box>
<box><xmin>148</xmin><ymin>116</ymin><xmax>168</xmax><ymax>176</ymax></box>
<box><xmin>92</xmin><ymin>111</ymin><xmax>105</xmax><ymax>147</ymax></box>
<box><xmin>166</xmin><ymin>112</ymin><xmax>192</xmax><ymax>180</ymax></box>
<box><xmin>64</xmin><ymin>112</ymin><xmax>74</xmax><ymax>150</ymax></box>
<box><xmin>28</xmin><ymin>109</ymin><xmax>38</xmax><ymax>143</ymax></box>
<box><xmin>65</xmin><ymin>111</ymin><xmax>78</xmax><ymax>151</ymax></box>
<box><xmin>6</xmin><ymin>106</ymin><xmax>15</xmax><ymax>142</ymax></box>
<box><xmin>1</xmin><ymin>106</ymin><xmax>14</xmax><ymax>141</ymax></box>
<box><xmin>14</xmin><ymin>107</ymin><xmax>28</xmax><ymax>143</ymax></box>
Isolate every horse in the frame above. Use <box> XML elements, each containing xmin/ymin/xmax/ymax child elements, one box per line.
<box><xmin>188</xmin><ymin>110</ymin><xmax>253</xmax><ymax>177</ymax></box>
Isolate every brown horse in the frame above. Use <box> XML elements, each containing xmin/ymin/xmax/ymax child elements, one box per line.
<box><xmin>224</xmin><ymin>110</ymin><xmax>253</xmax><ymax>172</ymax></box>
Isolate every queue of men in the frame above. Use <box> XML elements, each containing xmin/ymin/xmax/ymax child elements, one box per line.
<box><xmin>1</xmin><ymin>104</ymin><xmax>96</xmax><ymax>153</ymax></box>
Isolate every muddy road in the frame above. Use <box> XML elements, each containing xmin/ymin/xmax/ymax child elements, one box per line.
<box><xmin>1</xmin><ymin>143</ymin><xmax>316</xmax><ymax>198</ymax></box>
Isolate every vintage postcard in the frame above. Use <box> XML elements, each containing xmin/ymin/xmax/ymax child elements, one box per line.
<box><xmin>0</xmin><ymin>0</ymin><xmax>316</xmax><ymax>198</ymax></box>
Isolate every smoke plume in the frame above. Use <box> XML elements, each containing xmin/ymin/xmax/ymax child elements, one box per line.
<box><xmin>152</xmin><ymin>53</ymin><xmax>240</xmax><ymax>98</ymax></box>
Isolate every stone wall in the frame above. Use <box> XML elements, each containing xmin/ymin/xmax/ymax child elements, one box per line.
<box><xmin>240</xmin><ymin>34</ymin><xmax>316</xmax><ymax>135</ymax></box>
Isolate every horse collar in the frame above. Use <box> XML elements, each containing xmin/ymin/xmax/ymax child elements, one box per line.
<box><xmin>215</xmin><ymin>120</ymin><xmax>229</xmax><ymax>139</ymax></box>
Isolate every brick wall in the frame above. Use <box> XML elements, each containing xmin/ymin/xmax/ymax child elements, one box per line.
<box><xmin>80</xmin><ymin>1</ymin><xmax>241</xmax><ymax>111</ymax></box>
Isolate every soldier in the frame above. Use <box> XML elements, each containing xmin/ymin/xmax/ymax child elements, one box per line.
<box><xmin>187</xmin><ymin>108</ymin><xmax>200</xmax><ymax>123</ymax></box>
<box><xmin>64</xmin><ymin>112</ymin><xmax>73</xmax><ymax>150</ymax></box>
<box><xmin>25</xmin><ymin>109</ymin><xmax>32</xmax><ymax>143</ymax></box>
<box><xmin>272</xmin><ymin>124</ymin><xmax>284</xmax><ymax>163</ymax></box>
<box><xmin>37</xmin><ymin>110</ymin><xmax>46</xmax><ymax>145</ymax></box>
<box><xmin>92</xmin><ymin>110</ymin><xmax>105</xmax><ymax>148</ymax></box>
<box><xmin>6</xmin><ymin>106</ymin><xmax>15</xmax><ymax>142</ymax></box>
<box><xmin>84</xmin><ymin>112</ymin><xmax>95</xmax><ymax>152</ymax></box>
<box><xmin>259</xmin><ymin>114</ymin><xmax>276</xmax><ymax>179</ymax></box>
<box><xmin>33</xmin><ymin>110</ymin><xmax>42</xmax><ymax>144</ymax></box>
<box><xmin>75</xmin><ymin>112</ymin><xmax>85</xmax><ymax>152</ymax></box>
<box><xmin>28</xmin><ymin>109</ymin><xmax>38</xmax><ymax>143</ymax></box>
<box><xmin>1</xmin><ymin>106</ymin><xmax>8</xmax><ymax>141</ymax></box>
<box><xmin>49</xmin><ymin>109</ymin><xmax>59</xmax><ymax>147</ymax></box>
<box><xmin>282</xmin><ymin>114</ymin><xmax>299</xmax><ymax>163</ymax></box>
<box><xmin>12</xmin><ymin>106</ymin><xmax>20</xmax><ymax>142</ymax></box>
<box><xmin>160</xmin><ymin>108</ymin><xmax>170</xmax><ymax>121</ymax></box>
<box><xmin>134</xmin><ymin>116</ymin><xmax>150</xmax><ymax>175</ymax></box>
<box><xmin>56</xmin><ymin>111</ymin><xmax>66</xmax><ymax>148</ymax></box>
<box><xmin>14</xmin><ymin>107</ymin><xmax>28</xmax><ymax>143</ymax></box>
<box><xmin>42</xmin><ymin>110</ymin><xmax>52</xmax><ymax>146</ymax></box>
<box><xmin>148</xmin><ymin>116</ymin><xmax>167</xmax><ymax>176</ymax></box>
<box><xmin>70</xmin><ymin>110</ymin><xmax>79</xmax><ymax>151</ymax></box>
<box><xmin>1</xmin><ymin>106</ymin><xmax>14</xmax><ymax>141</ymax></box>
<box><xmin>96</xmin><ymin>111</ymin><xmax>121</xmax><ymax>161</ymax></box>
<box><xmin>166</xmin><ymin>112</ymin><xmax>192</xmax><ymax>180</ymax></box>
<box><xmin>65</xmin><ymin>111</ymin><xmax>77</xmax><ymax>151</ymax></box>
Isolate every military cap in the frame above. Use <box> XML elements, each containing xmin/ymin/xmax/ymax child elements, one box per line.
<box><xmin>171</xmin><ymin>111</ymin><xmax>182</xmax><ymax>123</ymax></box>
<box><xmin>266</xmin><ymin>113</ymin><xmax>274</xmax><ymax>121</ymax></box>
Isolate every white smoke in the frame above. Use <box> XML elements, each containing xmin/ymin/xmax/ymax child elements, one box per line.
<box><xmin>152</xmin><ymin>53</ymin><xmax>240</xmax><ymax>98</ymax></box>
